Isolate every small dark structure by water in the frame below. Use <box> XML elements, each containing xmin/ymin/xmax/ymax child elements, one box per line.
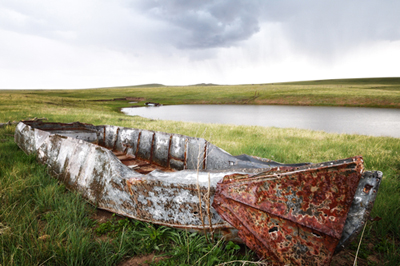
<box><xmin>145</xmin><ymin>102</ymin><xmax>162</xmax><ymax>107</ymax></box>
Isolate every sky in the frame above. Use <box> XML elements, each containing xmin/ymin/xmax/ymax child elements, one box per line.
<box><xmin>1</xmin><ymin>0</ymin><xmax>400</xmax><ymax>89</ymax></box>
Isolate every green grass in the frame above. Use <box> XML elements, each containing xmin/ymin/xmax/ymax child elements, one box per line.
<box><xmin>1</xmin><ymin>78</ymin><xmax>400</xmax><ymax>123</ymax></box>
<box><xmin>1</xmin><ymin>77</ymin><xmax>400</xmax><ymax>265</ymax></box>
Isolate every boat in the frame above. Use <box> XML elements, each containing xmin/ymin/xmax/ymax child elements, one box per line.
<box><xmin>14</xmin><ymin>120</ymin><xmax>382</xmax><ymax>265</ymax></box>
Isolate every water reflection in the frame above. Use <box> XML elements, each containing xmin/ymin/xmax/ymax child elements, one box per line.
<box><xmin>121</xmin><ymin>105</ymin><xmax>400</xmax><ymax>138</ymax></box>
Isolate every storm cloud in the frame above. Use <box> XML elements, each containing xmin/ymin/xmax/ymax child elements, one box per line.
<box><xmin>0</xmin><ymin>0</ymin><xmax>399</xmax><ymax>89</ymax></box>
<box><xmin>135</xmin><ymin>0</ymin><xmax>400</xmax><ymax>54</ymax></box>
<box><xmin>134</xmin><ymin>0</ymin><xmax>262</xmax><ymax>49</ymax></box>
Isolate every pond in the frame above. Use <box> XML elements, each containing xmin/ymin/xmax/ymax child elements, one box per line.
<box><xmin>121</xmin><ymin>105</ymin><xmax>400</xmax><ymax>138</ymax></box>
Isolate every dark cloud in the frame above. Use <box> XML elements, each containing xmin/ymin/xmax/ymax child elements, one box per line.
<box><xmin>135</xmin><ymin>0</ymin><xmax>262</xmax><ymax>49</ymax></box>
<box><xmin>135</xmin><ymin>0</ymin><xmax>400</xmax><ymax>55</ymax></box>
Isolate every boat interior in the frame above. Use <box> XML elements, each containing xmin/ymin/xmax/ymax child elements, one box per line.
<box><xmin>22</xmin><ymin>121</ymin><xmax>309</xmax><ymax>175</ymax></box>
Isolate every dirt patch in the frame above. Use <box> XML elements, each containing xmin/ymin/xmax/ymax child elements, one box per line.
<box><xmin>91</xmin><ymin>208</ymin><xmax>122</xmax><ymax>223</ymax></box>
<box><xmin>92</xmin><ymin>97</ymin><xmax>145</xmax><ymax>102</ymax></box>
<box><xmin>118</xmin><ymin>253</ymin><xmax>168</xmax><ymax>266</ymax></box>
<box><xmin>126</xmin><ymin>97</ymin><xmax>145</xmax><ymax>102</ymax></box>
<box><xmin>330</xmin><ymin>248</ymin><xmax>381</xmax><ymax>266</ymax></box>
<box><xmin>90</xmin><ymin>208</ymin><xmax>124</xmax><ymax>243</ymax></box>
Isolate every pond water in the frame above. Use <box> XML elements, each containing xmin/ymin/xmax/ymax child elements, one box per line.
<box><xmin>121</xmin><ymin>105</ymin><xmax>400</xmax><ymax>138</ymax></box>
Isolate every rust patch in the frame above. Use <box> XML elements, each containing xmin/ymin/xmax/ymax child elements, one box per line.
<box><xmin>183</xmin><ymin>138</ymin><xmax>188</xmax><ymax>170</ymax></box>
<box><xmin>103</xmin><ymin>127</ymin><xmax>106</xmax><ymax>146</ymax></box>
<box><xmin>167</xmin><ymin>135</ymin><xmax>173</xmax><ymax>168</ymax></box>
<box><xmin>363</xmin><ymin>184</ymin><xmax>373</xmax><ymax>194</ymax></box>
<box><xmin>89</xmin><ymin>178</ymin><xmax>106</xmax><ymax>204</ymax></box>
<box><xmin>112</xmin><ymin>149</ymin><xmax>174</xmax><ymax>174</ymax></box>
<box><xmin>110</xmin><ymin>180</ymin><xmax>124</xmax><ymax>191</ymax></box>
<box><xmin>213</xmin><ymin>156</ymin><xmax>364</xmax><ymax>265</ymax></box>
<box><xmin>149</xmin><ymin>131</ymin><xmax>155</xmax><ymax>163</ymax></box>
<box><xmin>203</xmin><ymin>142</ymin><xmax>207</xmax><ymax>170</ymax></box>
<box><xmin>113</xmin><ymin>127</ymin><xmax>120</xmax><ymax>150</ymax></box>
<box><xmin>126</xmin><ymin>177</ymin><xmax>145</xmax><ymax>195</ymax></box>
<box><xmin>135</xmin><ymin>131</ymin><xmax>141</xmax><ymax>157</ymax></box>
<box><xmin>90</xmin><ymin>159</ymin><xmax>108</xmax><ymax>203</ymax></box>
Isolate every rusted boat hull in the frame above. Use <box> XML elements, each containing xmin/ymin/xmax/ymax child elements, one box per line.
<box><xmin>14</xmin><ymin>121</ymin><xmax>382</xmax><ymax>265</ymax></box>
<box><xmin>213</xmin><ymin>157</ymin><xmax>382</xmax><ymax>265</ymax></box>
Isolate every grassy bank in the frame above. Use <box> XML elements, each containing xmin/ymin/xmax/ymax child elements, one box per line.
<box><xmin>1</xmin><ymin>78</ymin><xmax>400</xmax><ymax>123</ymax></box>
<box><xmin>1</xmin><ymin>77</ymin><xmax>400</xmax><ymax>265</ymax></box>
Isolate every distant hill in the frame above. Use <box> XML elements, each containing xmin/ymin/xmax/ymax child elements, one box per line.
<box><xmin>104</xmin><ymin>78</ymin><xmax>400</xmax><ymax>90</ymax></box>
<box><xmin>132</xmin><ymin>83</ymin><xmax>166</xmax><ymax>88</ymax></box>
<box><xmin>277</xmin><ymin>77</ymin><xmax>400</xmax><ymax>86</ymax></box>
<box><xmin>190</xmin><ymin>83</ymin><xmax>220</xmax><ymax>86</ymax></box>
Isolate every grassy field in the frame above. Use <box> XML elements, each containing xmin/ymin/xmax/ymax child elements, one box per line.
<box><xmin>1</xmin><ymin>78</ymin><xmax>400</xmax><ymax>123</ymax></box>
<box><xmin>1</xmin><ymin>78</ymin><xmax>400</xmax><ymax>265</ymax></box>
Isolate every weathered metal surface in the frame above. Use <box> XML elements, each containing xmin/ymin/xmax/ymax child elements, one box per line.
<box><xmin>14</xmin><ymin>120</ymin><xmax>382</xmax><ymax>265</ymax></box>
<box><xmin>14</xmin><ymin>121</ymin><xmax>267</xmax><ymax>233</ymax></box>
<box><xmin>335</xmin><ymin>170</ymin><xmax>382</xmax><ymax>253</ymax></box>
<box><xmin>212</xmin><ymin>157</ymin><xmax>381</xmax><ymax>265</ymax></box>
